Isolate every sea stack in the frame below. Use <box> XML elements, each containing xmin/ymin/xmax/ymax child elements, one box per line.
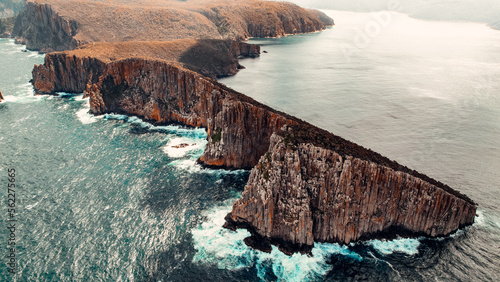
<box><xmin>21</xmin><ymin>0</ymin><xmax>476</xmax><ymax>256</ymax></box>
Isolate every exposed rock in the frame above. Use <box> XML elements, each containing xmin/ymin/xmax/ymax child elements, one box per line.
<box><xmin>87</xmin><ymin>58</ymin><xmax>294</xmax><ymax>169</ymax></box>
<box><xmin>33</xmin><ymin>52</ymin><xmax>293</xmax><ymax>168</ymax></box>
<box><xmin>13</xmin><ymin>0</ymin><xmax>333</xmax><ymax>52</ymax></box>
<box><xmin>32</xmin><ymin>52</ymin><xmax>477</xmax><ymax>254</ymax></box>
<box><xmin>24</xmin><ymin>0</ymin><xmax>475</xmax><ymax>256</ymax></box>
<box><xmin>12</xmin><ymin>1</ymin><xmax>79</xmax><ymax>51</ymax></box>
<box><xmin>177</xmin><ymin>39</ymin><xmax>260</xmax><ymax>78</ymax></box>
<box><xmin>32</xmin><ymin>54</ymin><xmax>106</xmax><ymax>95</ymax></box>
<box><xmin>227</xmin><ymin>128</ymin><xmax>476</xmax><ymax>253</ymax></box>
<box><xmin>31</xmin><ymin>39</ymin><xmax>259</xmax><ymax>95</ymax></box>
<box><xmin>14</xmin><ymin>36</ymin><xmax>25</xmax><ymax>44</ymax></box>
<box><xmin>172</xmin><ymin>143</ymin><xmax>190</xmax><ymax>149</ymax></box>
<box><xmin>0</xmin><ymin>90</ymin><xmax>4</xmax><ymax>102</ymax></box>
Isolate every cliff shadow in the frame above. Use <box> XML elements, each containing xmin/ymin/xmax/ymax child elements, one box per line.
<box><xmin>178</xmin><ymin>39</ymin><xmax>259</xmax><ymax>79</ymax></box>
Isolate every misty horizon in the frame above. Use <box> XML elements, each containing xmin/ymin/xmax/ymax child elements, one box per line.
<box><xmin>280</xmin><ymin>0</ymin><xmax>500</xmax><ymax>29</ymax></box>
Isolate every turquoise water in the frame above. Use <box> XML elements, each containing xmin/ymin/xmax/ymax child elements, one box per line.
<box><xmin>1</xmin><ymin>9</ymin><xmax>500</xmax><ymax>282</ymax></box>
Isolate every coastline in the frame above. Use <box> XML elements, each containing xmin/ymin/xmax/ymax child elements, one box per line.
<box><xmin>14</xmin><ymin>0</ymin><xmax>477</xmax><ymax>255</ymax></box>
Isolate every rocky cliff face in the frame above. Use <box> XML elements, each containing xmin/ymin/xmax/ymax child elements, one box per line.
<box><xmin>194</xmin><ymin>0</ymin><xmax>334</xmax><ymax>40</ymax></box>
<box><xmin>31</xmin><ymin>39</ymin><xmax>259</xmax><ymax>94</ymax></box>
<box><xmin>178</xmin><ymin>40</ymin><xmax>260</xmax><ymax>79</ymax></box>
<box><xmin>88</xmin><ymin>58</ymin><xmax>293</xmax><ymax>169</ymax></box>
<box><xmin>225</xmin><ymin>128</ymin><xmax>476</xmax><ymax>254</ymax></box>
<box><xmin>32</xmin><ymin>52</ymin><xmax>477</xmax><ymax>254</ymax></box>
<box><xmin>12</xmin><ymin>0</ymin><xmax>333</xmax><ymax>52</ymax></box>
<box><xmin>32</xmin><ymin>54</ymin><xmax>105</xmax><ymax>94</ymax></box>
<box><xmin>33</xmin><ymin>53</ymin><xmax>292</xmax><ymax>169</ymax></box>
<box><xmin>12</xmin><ymin>1</ymin><xmax>78</xmax><ymax>52</ymax></box>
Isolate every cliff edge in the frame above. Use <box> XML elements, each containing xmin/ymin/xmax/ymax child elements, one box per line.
<box><xmin>12</xmin><ymin>0</ymin><xmax>333</xmax><ymax>52</ymax></box>
<box><xmin>225</xmin><ymin>125</ymin><xmax>476</xmax><ymax>254</ymax></box>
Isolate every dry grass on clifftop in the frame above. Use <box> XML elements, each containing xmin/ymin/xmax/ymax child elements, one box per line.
<box><xmin>27</xmin><ymin>0</ymin><xmax>333</xmax><ymax>45</ymax></box>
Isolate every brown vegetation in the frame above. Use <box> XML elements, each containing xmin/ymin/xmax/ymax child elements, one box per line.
<box><xmin>66</xmin><ymin>39</ymin><xmax>259</xmax><ymax>78</ymax></box>
<box><xmin>14</xmin><ymin>0</ymin><xmax>333</xmax><ymax>51</ymax></box>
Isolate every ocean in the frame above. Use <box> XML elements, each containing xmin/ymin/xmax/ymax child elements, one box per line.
<box><xmin>1</xmin><ymin>10</ymin><xmax>499</xmax><ymax>281</ymax></box>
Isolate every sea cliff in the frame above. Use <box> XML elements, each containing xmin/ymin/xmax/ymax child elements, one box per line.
<box><xmin>31</xmin><ymin>39</ymin><xmax>260</xmax><ymax>95</ymax></box>
<box><xmin>32</xmin><ymin>51</ymin><xmax>477</xmax><ymax>253</ymax></box>
<box><xmin>12</xmin><ymin>1</ymin><xmax>79</xmax><ymax>52</ymax></box>
<box><xmin>33</xmin><ymin>51</ymin><xmax>293</xmax><ymax>169</ymax></box>
<box><xmin>225</xmin><ymin>126</ymin><xmax>476</xmax><ymax>254</ymax></box>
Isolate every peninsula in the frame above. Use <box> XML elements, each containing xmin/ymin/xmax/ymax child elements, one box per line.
<box><xmin>14</xmin><ymin>0</ymin><xmax>476</xmax><ymax>255</ymax></box>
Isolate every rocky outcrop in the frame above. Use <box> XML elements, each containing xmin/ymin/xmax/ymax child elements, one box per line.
<box><xmin>31</xmin><ymin>39</ymin><xmax>259</xmax><ymax>94</ymax></box>
<box><xmin>32</xmin><ymin>52</ymin><xmax>477</xmax><ymax>254</ymax></box>
<box><xmin>178</xmin><ymin>39</ymin><xmax>260</xmax><ymax>79</ymax></box>
<box><xmin>12</xmin><ymin>1</ymin><xmax>78</xmax><ymax>52</ymax></box>
<box><xmin>32</xmin><ymin>55</ymin><xmax>105</xmax><ymax>94</ymax></box>
<box><xmin>13</xmin><ymin>0</ymin><xmax>333</xmax><ymax>52</ymax></box>
<box><xmin>25</xmin><ymin>0</ymin><xmax>475</xmax><ymax>256</ymax></box>
<box><xmin>89</xmin><ymin>58</ymin><xmax>293</xmax><ymax>169</ymax></box>
<box><xmin>0</xmin><ymin>90</ymin><xmax>4</xmax><ymax>102</ymax></box>
<box><xmin>193</xmin><ymin>1</ymin><xmax>334</xmax><ymax>40</ymax></box>
<box><xmin>33</xmin><ymin>53</ymin><xmax>293</xmax><ymax>168</ymax></box>
<box><xmin>225</xmin><ymin>126</ymin><xmax>476</xmax><ymax>254</ymax></box>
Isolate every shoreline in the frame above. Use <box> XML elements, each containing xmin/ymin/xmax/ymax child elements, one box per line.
<box><xmin>16</xmin><ymin>0</ymin><xmax>477</xmax><ymax>255</ymax></box>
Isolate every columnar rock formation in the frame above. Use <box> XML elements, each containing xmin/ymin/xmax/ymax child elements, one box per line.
<box><xmin>31</xmin><ymin>49</ymin><xmax>477</xmax><ymax>253</ymax></box>
<box><xmin>31</xmin><ymin>39</ymin><xmax>260</xmax><ymax>94</ymax></box>
<box><xmin>12</xmin><ymin>0</ymin><xmax>333</xmax><ymax>52</ymax></box>
<box><xmin>225</xmin><ymin>126</ymin><xmax>476</xmax><ymax>254</ymax></box>
<box><xmin>12</xmin><ymin>1</ymin><xmax>79</xmax><ymax>52</ymax></box>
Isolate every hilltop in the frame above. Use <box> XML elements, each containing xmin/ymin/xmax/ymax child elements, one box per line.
<box><xmin>13</xmin><ymin>0</ymin><xmax>333</xmax><ymax>51</ymax></box>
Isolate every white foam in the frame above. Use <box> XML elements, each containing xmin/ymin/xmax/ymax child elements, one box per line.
<box><xmin>162</xmin><ymin>137</ymin><xmax>207</xmax><ymax>158</ymax></box>
<box><xmin>192</xmin><ymin>198</ymin><xmax>362</xmax><ymax>281</ymax></box>
<box><xmin>103</xmin><ymin>113</ymin><xmax>212</xmax><ymax>172</ymax></box>
<box><xmin>25</xmin><ymin>202</ymin><xmax>39</xmax><ymax>210</ymax></box>
<box><xmin>104</xmin><ymin>113</ymin><xmax>207</xmax><ymax>138</ymax></box>
<box><xmin>26</xmin><ymin>52</ymin><xmax>44</xmax><ymax>59</ymax></box>
<box><xmin>168</xmin><ymin>159</ymin><xmax>203</xmax><ymax>173</ymax></box>
<box><xmin>75</xmin><ymin>100</ymin><xmax>99</xmax><ymax>124</ymax></box>
<box><xmin>102</xmin><ymin>114</ymin><xmax>246</xmax><ymax>174</ymax></box>
<box><xmin>104</xmin><ymin>113</ymin><xmax>129</xmax><ymax>121</ymax></box>
<box><xmin>367</xmin><ymin>238</ymin><xmax>420</xmax><ymax>256</ymax></box>
<box><xmin>475</xmin><ymin>210</ymin><xmax>485</xmax><ymax>226</ymax></box>
<box><xmin>472</xmin><ymin>210</ymin><xmax>500</xmax><ymax>234</ymax></box>
<box><xmin>1</xmin><ymin>83</ymin><xmax>44</xmax><ymax>103</ymax></box>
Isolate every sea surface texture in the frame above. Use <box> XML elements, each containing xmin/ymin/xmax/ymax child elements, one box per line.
<box><xmin>1</xmin><ymin>10</ymin><xmax>499</xmax><ymax>281</ymax></box>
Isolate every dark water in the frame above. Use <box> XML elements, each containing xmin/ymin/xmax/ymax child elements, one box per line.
<box><xmin>1</xmin><ymin>10</ymin><xmax>500</xmax><ymax>282</ymax></box>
